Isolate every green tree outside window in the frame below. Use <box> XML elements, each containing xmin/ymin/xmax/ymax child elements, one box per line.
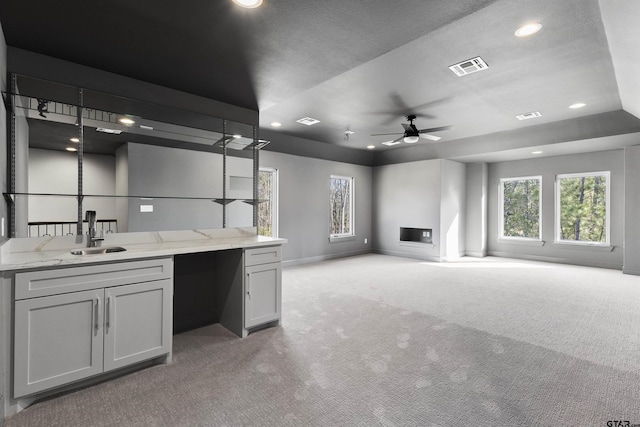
<box><xmin>557</xmin><ymin>173</ymin><xmax>608</xmax><ymax>243</ymax></box>
<box><xmin>500</xmin><ymin>177</ymin><xmax>541</xmax><ymax>239</ymax></box>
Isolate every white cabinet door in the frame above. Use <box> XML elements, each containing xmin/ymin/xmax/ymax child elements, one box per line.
<box><xmin>14</xmin><ymin>289</ymin><xmax>104</xmax><ymax>398</ymax></box>
<box><xmin>245</xmin><ymin>263</ymin><xmax>282</xmax><ymax>329</ymax></box>
<box><xmin>103</xmin><ymin>279</ymin><xmax>172</xmax><ymax>372</ymax></box>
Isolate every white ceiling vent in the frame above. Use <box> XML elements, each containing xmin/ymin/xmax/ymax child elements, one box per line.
<box><xmin>515</xmin><ymin>111</ymin><xmax>542</xmax><ymax>120</ymax></box>
<box><xmin>296</xmin><ymin>116</ymin><xmax>321</xmax><ymax>126</ymax></box>
<box><xmin>449</xmin><ymin>57</ymin><xmax>489</xmax><ymax>77</ymax></box>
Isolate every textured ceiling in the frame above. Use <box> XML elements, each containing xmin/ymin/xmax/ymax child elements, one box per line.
<box><xmin>1</xmin><ymin>0</ymin><xmax>639</xmax><ymax>161</ymax></box>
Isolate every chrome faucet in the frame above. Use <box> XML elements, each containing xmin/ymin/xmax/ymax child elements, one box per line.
<box><xmin>85</xmin><ymin>210</ymin><xmax>104</xmax><ymax>248</ymax></box>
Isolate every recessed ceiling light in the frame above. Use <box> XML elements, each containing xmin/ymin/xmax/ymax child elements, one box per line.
<box><xmin>270</xmin><ymin>122</ymin><xmax>282</xmax><ymax>128</ymax></box>
<box><xmin>232</xmin><ymin>0</ymin><xmax>263</xmax><ymax>8</ymax></box>
<box><xmin>70</xmin><ymin>137</ymin><xmax>80</xmax><ymax>143</ymax></box>
<box><xmin>569</xmin><ymin>103</ymin><xmax>586</xmax><ymax>109</ymax></box>
<box><xmin>531</xmin><ymin>150</ymin><xmax>543</xmax><ymax>154</ymax></box>
<box><xmin>66</xmin><ymin>147</ymin><xmax>77</xmax><ymax>152</ymax></box>
<box><xmin>366</xmin><ymin>145</ymin><xmax>375</xmax><ymax>150</ymax></box>
<box><xmin>119</xmin><ymin>117</ymin><xmax>135</xmax><ymax>125</ymax></box>
<box><xmin>515</xmin><ymin>22</ymin><xmax>542</xmax><ymax>37</ymax></box>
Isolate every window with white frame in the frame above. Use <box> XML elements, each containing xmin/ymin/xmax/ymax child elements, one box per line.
<box><xmin>258</xmin><ymin>167</ymin><xmax>278</xmax><ymax>237</ymax></box>
<box><xmin>499</xmin><ymin>176</ymin><xmax>542</xmax><ymax>240</ymax></box>
<box><xmin>555</xmin><ymin>171</ymin><xmax>610</xmax><ymax>245</ymax></box>
<box><xmin>330</xmin><ymin>175</ymin><xmax>354</xmax><ymax>238</ymax></box>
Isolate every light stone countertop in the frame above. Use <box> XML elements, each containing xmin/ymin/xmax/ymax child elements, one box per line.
<box><xmin>0</xmin><ymin>227</ymin><xmax>287</xmax><ymax>272</ymax></box>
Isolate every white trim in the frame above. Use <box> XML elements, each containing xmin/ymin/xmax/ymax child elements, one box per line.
<box><xmin>498</xmin><ymin>175</ymin><xmax>542</xmax><ymax>240</ymax></box>
<box><xmin>551</xmin><ymin>241</ymin><xmax>614</xmax><ymax>251</ymax></box>
<box><xmin>488</xmin><ymin>251</ymin><xmax>622</xmax><ymax>270</ymax></box>
<box><xmin>554</xmin><ymin>171</ymin><xmax>610</xmax><ymax>245</ymax></box>
<box><xmin>497</xmin><ymin>238</ymin><xmax>545</xmax><ymax>246</ymax></box>
<box><xmin>329</xmin><ymin>235</ymin><xmax>357</xmax><ymax>243</ymax></box>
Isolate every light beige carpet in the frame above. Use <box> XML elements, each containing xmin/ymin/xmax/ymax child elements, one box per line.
<box><xmin>6</xmin><ymin>255</ymin><xmax>640</xmax><ymax>426</ymax></box>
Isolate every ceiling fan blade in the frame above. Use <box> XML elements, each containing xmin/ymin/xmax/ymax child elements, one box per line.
<box><xmin>383</xmin><ymin>135</ymin><xmax>404</xmax><ymax>144</ymax></box>
<box><xmin>419</xmin><ymin>134</ymin><xmax>441</xmax><ymax>141</ymax></box>
<box><xmin>370</xmin><ymin>132</ymin><xmax>403</xmax><ymax>136</ymax></box>
<box><xmin>418</xmin><ymin>125</ymin><xmax>452</xmax><ymax>134</ymax></box>
<box><xmin>401</xmin><ymin>123</ymin><xmax>411</xmax><ymax>132</ymax></box>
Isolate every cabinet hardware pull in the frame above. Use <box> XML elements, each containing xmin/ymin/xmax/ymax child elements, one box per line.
<box><xmin>247</xmin><ymin>273</ymin><xmax>251</xmax><ymax>298</ymax></box>
<box><xmin>94</xmin><ymin>297</ymin><xmax>101</xmax><ymax>334</ymax></box>
<box><xmin>106</xmin><ymin>295</ymin><xmax>111</xmax><ymax>332</ymax></box>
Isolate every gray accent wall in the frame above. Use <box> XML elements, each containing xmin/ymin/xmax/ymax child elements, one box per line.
<box><xmin>372</xmin><ymin>159</ymin><xmax>466</xmax><ymax>261</ymax></box>
<box><xmin>259</xmin><ymin>150</ymin><xmax>372</xmax><ymax>266</ymax></box>
<box><xmin>487</xmin><ymin>150</ymin><xmax>624</xmax><ymax>269</ymax></box>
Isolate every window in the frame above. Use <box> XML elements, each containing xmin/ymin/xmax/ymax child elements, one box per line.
<box><xmin>330</xmin><ymin>175</ymin><xmax>354</xmax><ymax>238</ymax></box>
<box><xmin>258</xmin><ymin>168</ymin><xmax>278</xmax><ymax>237</ymax></box>
<box><xmin>556</xmin><ymin>171</ymin><xmax>609</xmax><ymax>245</ymax></box>
<box><xmin>499</xmin><ymin>176</ymin><xmax>541</xmax><ymax>240</ymax></box>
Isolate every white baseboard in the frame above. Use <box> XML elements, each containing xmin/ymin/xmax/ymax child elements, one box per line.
<box><xmin>282</xmin><ymin>249</ymin><xmax>372</xmax><ymax>268</ymax></box>
<box><xmin>465</xmin><ymin>250</ymin><xmax>487</xmax><ymax>258</ymax></box>
<box><xmin>622</xmin><ymin>267</ymin><xmax>640</xmax><ymax>276</ymax></box>
<box><xmin>372</xmin><ymin>248</ymin><xmax>441</xmax><ymax>262</ymax></box>
<box><xmin>488</xmin><ymin>251</ymin><xmax>622</xmax><ymax>270</ymax></box>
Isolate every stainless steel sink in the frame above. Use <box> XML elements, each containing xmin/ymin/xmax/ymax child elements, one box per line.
<box><xmin>70</xmin><ymin>246</ymin><xmax>127</xmax><ymax>255</ymax></box>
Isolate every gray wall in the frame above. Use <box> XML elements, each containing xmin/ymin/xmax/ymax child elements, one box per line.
<box><xmin>372</xmin><ymin>159</ymin><xmax>467</xmax><ymax>261</ymax></box>
<box><xmin>623</xmin><ymin>145</ymin><xmax>640</xmax><ymax>274</ymax></box>
<box><xmin>260</xmin><ymin>151</ymin><xmax>372</xmax><ymax>266</ymax></box>
<box><xmin>121</xmin><ymin>143</ymin><xmax>255</xmax><ymax>233</ymax></box>
<box><xmin>465</xmin><ymin>163</ymin><xmax>488</xmax><ymax>257</ymax></box>
<box><xmin>487</xmin><ymin>150</ymin><xmax>624</xmax><ymax>269</ymax></box>
<box><xmin>440</xmin><ymin>160</ymin><xmax>466</xmax><ymax>260</ymax></box>
<box><xmin>28</xmin><ymin>149</ymin><xmax>116</xmax><ymax>223</ymax></box>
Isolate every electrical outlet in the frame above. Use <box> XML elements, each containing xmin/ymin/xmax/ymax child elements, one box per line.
<box><xmin>1</xmin><ymin>217</ymin><xmax>4</xmax><ymax>237</ymax></box>
<box><xmin>364</xmin><ymin>238</ymin><xmax>368</xmax><ymax>244</ymax></box>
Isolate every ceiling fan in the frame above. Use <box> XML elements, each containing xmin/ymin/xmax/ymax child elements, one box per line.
<box><xmin>371</xmin><ymin>114</ymin><xmax>452</xmax><ymax>146</ymax></box>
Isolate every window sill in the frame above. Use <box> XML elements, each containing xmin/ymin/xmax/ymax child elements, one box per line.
<box><xmin>497</xmin><ymin>238</ymin><xmax>545</xmax><ymax>247</ymax></box>
<box><xmin>329</xmin><ymin>235</ymin><xmax>356</xmax><ymax>243</ymax></box>
<box><xmin>552</xmin><ymin>242</ymin><xmax>614</xmax><ymax>252</ymax></box>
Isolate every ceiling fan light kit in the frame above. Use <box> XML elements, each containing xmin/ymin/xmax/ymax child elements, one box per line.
<box><xmin>371</xmin><ymin>114</ymin><xmax>452</xmax><ymax>147</ymax></box>
<box><xmin>403</xmin><ymin>136</ymin><xmax>419</xmax><ymax>143</ymax></box>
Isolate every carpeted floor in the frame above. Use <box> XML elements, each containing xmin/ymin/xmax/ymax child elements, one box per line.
<box><xmin>5</xmin><ymin>254</ymin><xmax>640</xmax><ymax>426</ymax></box>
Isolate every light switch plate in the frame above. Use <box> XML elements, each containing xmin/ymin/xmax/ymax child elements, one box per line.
<box><xmin>140</xmin><ymin>205</ymin><xmax>154</xmax><ymax>213</ymax></box>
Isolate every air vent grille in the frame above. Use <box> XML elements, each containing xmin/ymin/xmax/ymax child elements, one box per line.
<box><xmin>515</xmin><ymin>111</ymin><xmax>542</xmax><ymax>120</ymax></box>
<box><xmin>449</xmin><ymin>57</ymin><xmax>489</xmax><ymax>77</ymax></box>
<box><xmin>296</xmin><ymin>116</ymin><xmax>321</xmax><ymax>126</ymax></box>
